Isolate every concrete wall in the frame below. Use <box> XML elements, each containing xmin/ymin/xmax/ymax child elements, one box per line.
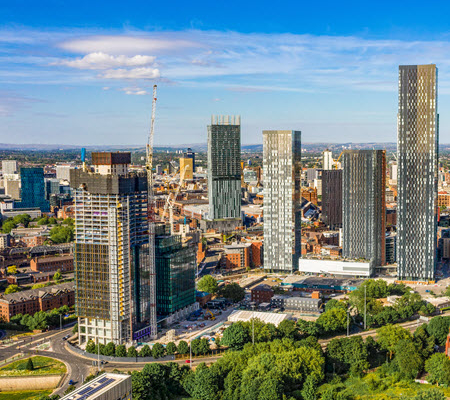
<box><xmin>0</xmin><ymin>375</ymin><xmax>61</xmax><ymax>390</ymax></box>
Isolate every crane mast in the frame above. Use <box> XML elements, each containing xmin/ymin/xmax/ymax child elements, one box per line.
<box><xmin>146</xmin><ymin>85</ymin><xmax>157</xmax><ymax>339</ymax></box>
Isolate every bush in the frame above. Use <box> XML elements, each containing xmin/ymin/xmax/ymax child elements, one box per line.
<box><xmin>166</xmin><ymin>342</ymin><xmax>177</xmax><ymax>355</ymax></box>
<box><xmin>152</xmin><ymin>343</ymin><xmax>166</xmax><ymax>359</ymax></box>
<box><xmin>139</xmin><ymin>344</ymin><xmax>152</xmax><ymax>357</ymax></box>
<box><xmin>127</xmin><ymin>346</ymin><xmax>138</xmax><ymax>358</ymax></box>
<box><xmin>115</xmin><ymin>344</ymin><xmax>126</xmax><ymax>357</ymax></box>
<box><xmin>26</xmin><ymin>358</ymin><xmax>34</xmax><ymax>371</ymax></box>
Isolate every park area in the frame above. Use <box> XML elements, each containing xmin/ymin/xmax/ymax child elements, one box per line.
<box><xmin>0</xmin><ymin>389</ymin><xmax>52</xmax><ymax>400</ymax></box>
<box><xmin>0</xmin><ymin>356</ymin><xmax>66</xmax><ymax>377</ymax></box>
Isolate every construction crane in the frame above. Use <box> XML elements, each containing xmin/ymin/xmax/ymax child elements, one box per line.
<box><xmin>162</xmin><ymin>164</ymin><xmax>190</xmax><ymax>234</ymax></box>
<box><xmin>146</xmin><ymin>85</ymin><xmax>158</xmax><ymax>340</ymax></box>
<box><xmin>333</xmin><ymin>150</ymin><xmax>344</xmax><ymax>169</ymax></box>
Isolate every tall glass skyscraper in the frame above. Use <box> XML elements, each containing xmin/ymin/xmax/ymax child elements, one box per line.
<box><xmin>342</xmin><ymin>150</ymin><xmax>386</xmax><ymax>272</ymax></box>
<box><xmin>207</xmin><ymin>115</ymin><xmax>241</xmax><ymax>220</ymax></box>
<box><xmin>17</xmin><ymin>167</ymin><xmax>50</xmax><ymax>212</ymax></box>
<box><xmin>263</xmin><ymin>130</ymin><xmax>301</xmax><ymax>273</ymax></box>
<box><xmin>397</xmin><ymin>64</ymin><xmax>438</xmax><ymax>281</ymax></box>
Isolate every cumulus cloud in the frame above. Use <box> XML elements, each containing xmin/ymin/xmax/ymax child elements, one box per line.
<box><xmin>101</xmin><ymin>67</ymin><xmax>160</xmax><ymax>80</ymax></box>
<box><xmin>56</xmin><ymin>52</ymin><xmax>156</xmax><ymax>70</ymax></box>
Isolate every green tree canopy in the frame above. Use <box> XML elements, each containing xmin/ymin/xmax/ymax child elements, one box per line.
<box><xmin>426</xmin><ymin>316</ymin><xmax>450</xmax><ymax>346</ymax></box>
<box><xmin>49</xmin><ymin>225</ymin><xmax>74</xmax><ymax>243</ymax></box>
<box><xmin>152</xmin><ymin>343</ymin><xmax>166</xmax><ymax>358</ymax></box>
<box><xmin>425</xmin><ymin>353</ymin><xmax>450</xmax><ymax>386</ymax></box>
<box><xmin>376</xmin><ymin>324</ymin><xmax>411</xmax><ymax>359</ymax></box>
<box><xmin>5</xmin><ymin>284</ymin><xmax>20</xmax><ymax>294</ymax></box>
<box><xmin>219</xmin><ymin>282</ymin><xmax>245</xmax><ymax>302</ymax></box>
<box><xmin>197</xmin><ymin>274</ymin><xmax>218</xmax><ymax>294</ymax></box>
<box><xmin>115</xmin><ymin>344</ymin><xmax>126</xmax><ymax>357</ymax></box>
<box><xmin>221</xmin><ymin>322</ymin><xmax>251</xmax><ymax>349</ymax></box>
<box><xmin>316</xmin><ymin>308</ymin><xmax>347</xmax><ymax>334</ymax></box>
<box><xmin>166</xmin><ymin>342</ymin><xmax>177</xmax><ymax>355</ymax></box>
<box><xmin>177</xmin><ymin>340</ymin><xmax>189</xmax><ymax>355</ymax></box>
<box><xmin>6</xmin><ymin>265</ymin><xmax>17</xmax><ymax>275</ymax></box>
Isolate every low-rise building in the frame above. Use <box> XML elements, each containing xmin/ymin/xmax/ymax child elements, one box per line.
<box><xmin>224</xmin><ymin>243</ymin><xmax>251</xmax><ymax>269</ymax></box>
<box><xmin>251</xmin><ymin>284</ymin><xmax>274</xmax><ymax>304</ymax></box>
<box><xmin>271</xmin><ymin>294</ymin><xmax>322</xmax><ymax>313</ymax></box>
<box><xmin>0</xmin><ymin>233</ymin><xmax>10</xmax><ymax>249</ymax></box>
<box><xmin>30</xmin><ymin>255</ymin><xmax>74</xmax><ymax>273</ymax></box>
<box><xmin>0</xmin><ymin>282</ymin><xmax>75</xmax><ymax>321</ymax></box>
<box><xmin>228</xmin><ymin>310</ymin><xmax>290</xmax><ymax>327</ymax></box>
<box><xmin>59</xmin><ymin>373</ymin><xmax>132</xmax><ymax>400</ymax></box>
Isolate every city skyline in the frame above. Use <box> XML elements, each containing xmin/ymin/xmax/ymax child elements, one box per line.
<box><xmin>3</xmin><ymin>1</ymin><xmax>450</xmax><ymax>145</ymax></box>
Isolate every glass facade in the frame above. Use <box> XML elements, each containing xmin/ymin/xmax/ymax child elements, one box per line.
<box><xmin>17</xmin><ymin>167</ymin><xmax>50</xmax><ymax>212</ymax></box>
<box><xmin>322</xmin><ymin>170</ymin><xmax>342</xmax><ymax>229</ymax></box>
<box><xmin>397</xmin><ymin>64</ymin><xmax>438</xmax><ymax>281</ymax></box>
<box><xmin>155</xmin><ymin>224</ymin><xmax>196</xmax><ymax>315</ymax></box>
<box><xmin>263</xmin><ymin>130</ymin><xmax>302</xmax><ymax>273</ymax></box>
<box><xmin>342</xmin><ymin>150</ymin><xmax>386</xmax><ymax>271</ymax></box>
<box><xmin>207</xmin><ymin>115</ymin><xmax>241</xmax><ymax>220</ymax></box>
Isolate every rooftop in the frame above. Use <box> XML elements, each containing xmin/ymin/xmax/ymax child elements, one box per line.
<box><xmin>0</xmin><ymin>282</ymin><xmax>74</xmax><ymax>304</ymax></box>
<box><xmin>60</xmin><ymin>373</ymin><xmax>131</xmax><ymax>400</ymax></box>
<box><xmin>228</xmin><ymin>310</ymin><xmax>290</xmax><ymax>327</ymax></box>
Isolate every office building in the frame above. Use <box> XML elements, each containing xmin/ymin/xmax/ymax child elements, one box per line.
<box><xmin>45</xmin><ymin>178</ymin><xmax>61</xmax><ymax>200</ymax></box>
<box><xmin>71</xmin><ymin>152</ymin><xmax>152</xmax><ymax>345</ymax></box>
<box><xmin>342</xmin><ymin>150</ymin><xmax>386</xmax><ymax>270</ymax></box>
<box><xmin>179</xmin><ymin>157</ymin><xmax>194</xmax><ymax>183</ymax></box>
<box><xmin>322</xmin><ymin>170</ymin><xmax>342</xmax><ymax>229</ymax></box>
<box><xmin>323</xmin><ymin>149</ymin><xmax>333</xmax><ymax>170</ymax></box>
<box><xmin>16</xmin><ymin>167</ymin><xmax>50</xmax><ymax>212</ymax></box>
<box><xmin>2</xmin><ymin>160</ymin><xmax>18</xmax><ymax>175</ymax></box>
<box><xmin>155</xmin><ymin>224</ymin><xmax>196</xmax><ymax>316</ymax></box>
<box><xmin>4</xmin><ymin>178</ymin><xmax>20</xmax><ymax>200</ymax></box>
<box><xmin>397</xmin><ymin>64</ymin><xmax>438</xmax><ymax>281</ymax></box>
<box><xmin>263</xmin><ymin>130</ymin><xmax>301</xmax><ymax>272</ymax></box>
<box><xmin>307</xmin><ymin>168</ymin><xmax>321</xmax><ymax>182</ymax></box>
<box><xmin>184</xmin><ymin>148</ymin><xmax>196</xmax><ymax>172</ymax></box>
<box><xmin>207</xmin><ymin>115</ymin><xmax>241</xmax><ymax>220</ymax></box>
<box><xmin>59</xmin><ymin>373</ymin><xmax>132</xmax><ymax>400</ymax></box>
<box><xmin>55</xmin><ymin>164</ymin><xmax>74</xmax><ymax>181</ymax></box>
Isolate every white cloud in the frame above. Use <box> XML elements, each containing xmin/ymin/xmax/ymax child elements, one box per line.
<box><xmin>60</xmin><ymin>35</ymin><xmax>200</xmax><ymax>55</ymax></box>
<box><xmin>101</xmin><ymin>67</ymin><xmax>160</xmax><ymax>80</ymax></box>
<box><xmin>56</xmin><ymin>52</ymin><xmax>156</xmax><ymax>70</ymax></box>
<box><xmin>121</xmin><ymin>87</ymin><xmax>148</xmax><ymax>95</ymax></box>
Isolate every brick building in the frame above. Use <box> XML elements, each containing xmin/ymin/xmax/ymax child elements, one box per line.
<box><xmin>0</xmin><ymin>282</ymin><xmax>75</xmax><ymax>322</ymax></box>
<box><xmin>224</xmin><ymin>243</ymin><xmax>251</xmax><ymax>269</ymax></box>
<box><xmin>251</xmin><ymin>284</ymin><xmax>274</xmax><ymax>304</ymax></box>
<box><xmin>19</xmin><ymin>235</ymin><xmax>46</xmax><ymax>247</ymax></box>
<box><xmin>250</xmin><ymin>241</ymin><xmax>263</xmax><ymax>267</ymax></box>
<box><xmin>30</xmin><ymin>255</ymin><xmax>74</xmax><ymax>273</ymax></box>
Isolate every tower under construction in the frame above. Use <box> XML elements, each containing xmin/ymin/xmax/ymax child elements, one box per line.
<box><xmin>71</xmin><ymin>152</ymin><xmax>153</xmax><ymax>345</ymax></box>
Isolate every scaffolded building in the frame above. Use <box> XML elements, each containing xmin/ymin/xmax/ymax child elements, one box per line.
<box><xmin>71</xmin><ymin>152</ymin><xmax>153</xmax><ymax>345</ymax></box>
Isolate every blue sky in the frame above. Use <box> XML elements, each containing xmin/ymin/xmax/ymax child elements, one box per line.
<box><xmin>1</xmin><ymin>0</ymin><xmax>450</xmax><ymax>145</ymax></box>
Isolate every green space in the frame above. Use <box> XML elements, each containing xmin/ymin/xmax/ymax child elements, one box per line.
<box><xmin>0</xmin><ymin>389</ymin><xmax>52</xmax><ymax>400</ymax></box>
<box><xmin>0</xmin><ymin>356</ymin><xmax>66</xmax><ymax>377</ymax></box>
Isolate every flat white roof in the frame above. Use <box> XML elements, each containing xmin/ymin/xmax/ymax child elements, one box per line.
<box><xmin>228</xmin><ymin>310</ymin><xmax>290</xmax><ymax>327</ymax></box>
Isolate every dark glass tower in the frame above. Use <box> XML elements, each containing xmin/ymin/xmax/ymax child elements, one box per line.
<box><xmin>17</xmin><ymin>167</ymin><xmax>50</xmax><ymax>212</ymax></box>
<box><xmin>342</xmin><ymin>150</ymin><xmax>386</xmax><ymax>271</ymax></box>
<box><xmin>322</xmin><ymin>170</ymin><xmax>342</xmax><ymax>229</ymax></box>
<box><xmin>207</xmin><ymin>115</ymin><xmax>241</xmax><ymax>220</ymax></box>
<box><xmin>397</xmin><ymin>64</ymin><xmax>438</xmax><ymax>281</ymax></box>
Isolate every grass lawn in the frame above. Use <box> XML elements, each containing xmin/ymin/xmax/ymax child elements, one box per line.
<box><xmin>0</xmin><ymin>389</ymin><xmax>52</xmax><ymax>400</ymax></box>
<box><xmin>0</xmin><ymin>356</ymin><xmax>66</xmax><ymax>376</ymax></box>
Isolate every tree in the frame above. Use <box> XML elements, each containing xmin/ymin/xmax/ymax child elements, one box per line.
<box><xmin>376</xmin><ymin>324</ymin><xmax>411</xmax><ymax>359</ymax></box>
<box><xmin>127</xmin><ymin>346</ymin><xmax>138</xmax><ymax>358</ymax></box>
<box><xmin>7</xmin><ymin>265</ymin><xmax>17</xmax><ymax>275</ymax></box>
<box><xmin>297</xmin><ymin>319</ymin><xmax>320</xmax><ymax>337</ymax></box>
<box><xmin>425</xmin><ymin>353</ymin><xmax>450</xmax><ymax>386</ymax></box>
<box><xmin>49</xmin><ymin>225</ymin><xmax>74</xmax><ymax>243</ymax></box>
<box><xmin>177</xmin><ymin>340</ymin><xmax>189</xmax><ymax>355</ymax></box>
<box><xmin>414</xmin><ymin>388</ymin><xmax>446</xmax><ymax>400</ymax></box>
<box><xmin>394</xmin><ymin>339</ymin><xmax>423</xmax><ymax>379</ymax></box>
<box><xmin>426</xmin><ymin>316</ymin><xmax>450</xmax><ymax>346</ymax></box>
<box><xmin>26</xmin><ymin>358</ymin><xmax>34</xmax><ymax>370</ymax></box>
<box><xmin>191</xmin><ymin>338</ymin><xmax>201</xmax><ymax>356</ymax></box>
<box><xmin>102</xmin><ymin>342</ymin><xmax>115</xmax><ymax>356</ymax></box>
<box><xmin>221</xmin><ymin>322</ymin><xmax>250</xmax><ymax>349</ymax></box>
<box><xmin>139</xmin><ymin>344</ymin><xmax>152</xmax><ymax>357</ymax></box>
<box><xmin>325</xmin><ymin>299</ymin><xmax>347</xmax><ymax>313</ymax></box>
<box><xmin>72</xmin><ymin>323</ymin><xmax>78</xmax><ymax>335</ymax></box>
<box><xmin>166</xmin><ymin>341</ymin><xmax>177</xmax><ymax>355</ymax></box>
<box><xmin>85</xmin><ymin>340</ymin><xmax>95</xmax><ymax>353</ymax></box>
<box><xmin>325</xmin><ymin>336</ymin><xmax>368</xmax><ymax>375</ymax></box>
<box><xmin>152</xmin><ymin>343</ymin><xmax>165</xmax><ymax>359</ymax></box>
<box><xmin>414</xmin><ymin>324</ymin><xmax>435</xmax><ymax>360</ymax></box>
<box><xmin>199</xmin><ymin>338</ymin><xmax>211</xmax><ymax>355</ymax></box>
<box><xmin>115</xmin><ymin>344</ymin><xmax>126</xmax><ymax>357</ymax></box>
<box><xmin>277</xmin><ymin>319</ymin><xmax>298</xmax><ymax>340</ymax></box>
<box><xmin>316</xmin><ymin>308</ymin><xmax>347</xmax><ymax>334</ymax></box>
<box><xmin>5</xmin><ymin>284</ymin><xmax>20</xmax><ymax>294</ymax></box>
<box><xmin>53</xmin><ymin>269</ymin><xmax>62</xmax><ymax>282</ymax></box>
<box><xmin>197</xmin><ymin>274</ymin><xmax>218</xmax><ymax>294</ymax></box>
<box><xmin>220</xmin><ymin>283</ymin><xmax>245</xmax><ymax>302</ymax></box>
